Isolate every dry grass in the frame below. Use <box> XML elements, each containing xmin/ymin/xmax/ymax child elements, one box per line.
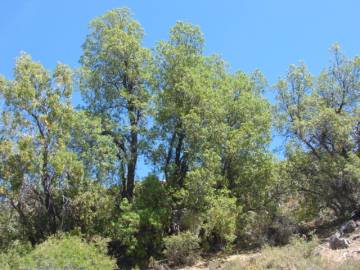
<box><xmin>179</xmin><ymin>225</ymin><xmax>360</xmax><ymax>270</ymax></box>
<box><xmin>222</xmin><ymin>237</ymin><xmax>360</xmax><ymax>270</ymax></box>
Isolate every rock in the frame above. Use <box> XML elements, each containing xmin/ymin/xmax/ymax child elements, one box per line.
<box><xmin>351</xmin><ymin>208</ymin><xmax>360</xmax><ymax>221</ymax></box>
<box><xmin>150</xmin><ymin>264</ymin><xmax>171</xmax><ymax>270</ymax></box>
<box><xmin>329</xmin><ymin>233</ymin><xmax>350</xmax><ymax>250</ymax></box>
<box><xmin>340</xmin><ymin>220</ymin><xmax>357</xmax><ymax>235</ymax></box>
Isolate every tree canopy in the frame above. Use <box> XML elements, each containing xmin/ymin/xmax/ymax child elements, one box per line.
<box><xmin>0</xmin><ymin>7</ymin><xmax>359</xmax><ymax>270</ymax></box>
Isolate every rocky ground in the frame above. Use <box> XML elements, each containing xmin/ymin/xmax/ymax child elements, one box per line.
<box><xmin>316</xmin><ymin>220</ymin><xmax>360</xmax><ymax>264</ymax></box>
<box><xmin>178</xmin><ymin>253</ymin><xmax>258</xmax><ymax>270</ymax></box>
<box><xmin>177</xmin><ymin>220</ymin><xmax>360</xmax><ymax>270</ymax></box>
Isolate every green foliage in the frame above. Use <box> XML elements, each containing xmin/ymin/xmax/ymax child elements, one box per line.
<box><xmin>17</xmin><ymin>234</ymin><xmax>117</xmax><ymax>270</ymax></box>
<box><xmin>2</xmin><ymin>6</ymin><xmax>359</xmax><ymax>270</ymax></box>
<box><xmin>163</xmin><ymin>231</ymin><xmax>200</xmax><ymax>266</ymax></box>
<box><xmin>153</xmin><ymin>21</ymin><xmax>213</xmax><ymax>187</ymax></box>
<box><xmin>134</xmin><ymin>175</ymin><xmax>170</xmax><ymax>260</ymax></box>
<box><xmin>202</xmin><ymin>191</ymin><xmax>238</xmax><ymax>251</ymax></box>
<box><xmin>70</xmin><ymin>182</ymin><xmax>115</xmax><ymax>236</ymax></box>
<box><xmin>70</xmin><ymin>110</ymin><xmax>119</xmax><ymax>186</ymax></box>
<box><xmin>236</xmin><ymin>210</ymin><xmax>273</xmax><ymax>248</ymax></box>
<box><xmin>110</xmin><ymin>199</ymin><xmax>140</xmax><ymax>256</ymax></box>
<box><xmin>152</xmin><ymin>19</ymin><xmax>275</xmax><ymax>253</ymax></box>
<box><xmin>0</xmin><ymin>53</ymin><xmax>87</xmax><ymax>242</ymax></box>
<box><xmin>0</xmin><ymin>240</ymin><xmax>32</xmax><ymax>270</ymax></box>
<box><xmin>0</xmin><ymin>203</ymin><xmax>23</xmax><ymax>251</ymax></box>
<box><xmin>80</xmin><ymin>7</ymin><xmax>153</xmax><ymax>200</ymax></box>
<box><xmin>276</xmin><ymin>45</ymin><xmax>360</xmax><ymax>218</ymax></box>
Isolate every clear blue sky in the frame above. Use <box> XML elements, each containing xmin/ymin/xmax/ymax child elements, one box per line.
<box><xmin>1</xmin><ymin>0</ymin><xmax>359</xmax><ymax>178</ymax></box>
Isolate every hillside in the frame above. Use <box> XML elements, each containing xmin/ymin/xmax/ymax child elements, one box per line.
<box><xmin>178</xmin><ymin>221</ymin><xmax>360</xmax><ymax>270</ymax></box>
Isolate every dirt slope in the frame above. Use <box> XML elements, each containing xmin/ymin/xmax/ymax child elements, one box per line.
<box><xmin>316</xmin><ymin>225</ymin><xmax>360</xmax><ymax>264</ymax></box>
<box><xmin>179</xmin><ymin>224</ymin><xmax>360</xmax><ymax>270</ymax></box>
<box><xmin>178</xmin><ymin>253</ymin><xmax>258</xmax><ymax>270</ymax></box>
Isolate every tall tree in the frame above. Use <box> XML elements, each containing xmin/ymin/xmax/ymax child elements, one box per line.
<box><xmin>80</xmin><ymin>8</ymin><xmax>152</xmax><ymax>200</ymax></box>
<box><xmin>153</xmin><ymin>21</ymin><xmax>208</xmax><ymax>186</ymax></box>
<box><xmin>153</xmin><ymin>22</ymin><xmax>275</xmax><ymax>239</ymax></box>
<box><xmin>218</xmin><ymin>71</ymin><xmax>274</xmax><ymax>211</ymax></box>
<box><xmin>276</xmin><ymin>45</ymin><xmax>360</xmax><ymax>216</ymax></box>
<box><xmin>0</xmin><ymin>53</ymin><xmax>85</xmax><ymax>243</ymax></box>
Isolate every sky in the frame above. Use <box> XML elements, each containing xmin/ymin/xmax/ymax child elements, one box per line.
<box><xmin>0</xmin><ymin>0</ymin><xmax>359</xmax><ymax>178</ymax></box>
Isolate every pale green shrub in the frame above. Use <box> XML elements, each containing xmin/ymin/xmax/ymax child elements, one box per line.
<box><xmin>17</xmin><ymin>234</ymin><xmax>117</xmax><ymax>270</ymax></box>
<box><xmin>163</xmin><ymin>231</ymin><xmax>200</xmax><ymax>266</ymax></box>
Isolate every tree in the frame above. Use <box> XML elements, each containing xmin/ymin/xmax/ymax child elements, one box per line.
<box><xmin>275</xmin><ymin>45</ymin><xmax>360</xmax><ymax>217</ymax></box>
<box><xmin>153</xmin><ymin>22</ymin><xmax>224</xmax><ymax>234</ymax></box>
<box><xmin>153</xmin><ymin>21</ymin><xmax>203</xmax><ymax>186</ymax></box>
<box><xmin>217</xmin><ymin>71</ymin><xmax>274</xmax><ymax>212</ymax></box>
<box><xmin>0</xmin><ymin>53</ymin><xmax>85</xmax><ymax>243</ymax></box>
<box><xmin>80</xmin><ymin>8</ymin><xmax>152</xmax><ymax>200</ymax></box>
<box><xmin>153</xmin><ymin>22</ymin><xmax>276</xmax><ymax>246</ymax></box>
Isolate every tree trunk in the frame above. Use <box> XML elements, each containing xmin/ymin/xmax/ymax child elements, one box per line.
<box><xmin>125</xmin><ymin>103</ymin><xmax>139</xmax><ymax>201</ymax></box>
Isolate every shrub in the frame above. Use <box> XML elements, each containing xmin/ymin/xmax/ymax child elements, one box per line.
<box><xmin>0</xmin><ymin>240</ymin><xmax>32</xmax><ymax>270</ymax></box>
<box><xmin>202</xmin><ymin>191</ymin><xmax>238</xmax><ymax>252</ymax></box>
<box><xmin>236</xmin><ymin>210</ymin><xmax>272</xmax><ymax>248</ymax></box>
<box><xmin>163</xmin><ymin>231</ymin><xmax>200</xmax><ymax>266</ymax></box>
<box><xmin>107</xmin><ymin>199</ymin><xmax>140</xmax><ymax>268</ymax></box>
<box><xmin>17</xmin><ymin>234</ymin><xmax>117</xmax><ymax>270</ymax></box>
<box><xmin>134</xmin><ymin>175</ymin><xmax>170</xmax><ymax>262</ymax></box>
<box><xmin>0</xmin><ymin>203</ymin><xmax>23</xmax><ymax>251</ymax></box>
<box><xmin>110</xmin><ymin>199</ymin><xmax>140</xmax><ymax>255</ymax></box>
<box><xmin>266</xmin><ymin>215</ymin><xmax>298</xmax><ymax>246</ymax></box>
<box><xmin>71</xmin><ymin>183</ymin><xmax>115</xmax><ymax>236</ymax></box>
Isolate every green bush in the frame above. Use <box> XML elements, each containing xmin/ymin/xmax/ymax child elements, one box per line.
<box><xmin>0</xmin><ymin>204</ymin><xmax>23</xmax><ymax>251</ymax></box>
<box><xmin>236</xmin><ymin>210</ymin><xmax>272</xmax><ymax>248</ymax></box>
<box><xmin>0</xmin><ymin>240</ymin><xmax>32</xmax><ymax>270</ymax></box>
<box><xmin>203</xmin><ymin>191</ymin><xmax>238</xmax><ymax>251</ymax></box>
<box><xmin>110</xmin><ymin>199</ymin><xmax>140</xmax><ymax>256</ymax></box>
<box><xmin>17</xmin><ymin>234</ymin><xmax>117</xmax><ymax>270</ymax></box>
<box><xmin>163</xmin><ymin>231</ymin><xmax>200</xmax><ymax>266</ymax></box>
<box><xmin>134</xmin><ymin>175</ymin><xmax>170</xmax><ymax>261</ymax></box>
<box><xmin>71</xmin><ymin>182</ymin><xmax>115</xmax><ymax>236</ymax></box>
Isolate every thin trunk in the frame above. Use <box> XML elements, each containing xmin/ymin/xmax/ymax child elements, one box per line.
<box><xmin>42</xmin><ymin>143</ymin><xmax>58</xmax><ymax>234</ymax></box>
<box><xmin>164</xmin><ymin>132</ymin><xmax>176</xmax><ymax>182</ymax></box>
<box><xmin>10</xmin><ymin>200</ymin><xmax>39</xmax><ymax>245</ymax></box>
<box><xmin>125</xmin><ymin>103</ymin><xmax>138</xmax><ymax>201</ymax></box>
<box><xmin>174</xmin><ymin>132</ymin><xmax>185</xmax><ymax>187</ymax></box>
